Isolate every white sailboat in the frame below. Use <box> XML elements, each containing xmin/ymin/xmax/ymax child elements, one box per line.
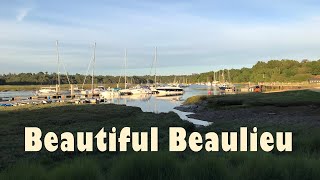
<box><xmin>153</xmin><ymin>47</ymin><xmax>184</xmax><ymax>96</ymax></box>
<box><xmin>218</xmin><ymin>69</ymin><xmax>236</xmax><ymax>93</ymax></box>
<box><xmin>119</xmin><ymin>48</ymin><xmax>133</xmax><ymax>95</ymax></box>
<box><xmin>149</xmin><ymin>47</ymin><xmax>160</xmax><ymax>94</ymax></box>
<box><xmin>118</xmin><ymin>49</ymin><xmax>152</xmax><ymax>95</ymax></box>
<box><xmin>81</xmin><ymin>42</ymin><xmax>106</xmax><ymax>96</ymax></box>
<box><xmin>36</xmin><ymin>40</ymin><xmax>62</xmax><ymax>97</ymax></box>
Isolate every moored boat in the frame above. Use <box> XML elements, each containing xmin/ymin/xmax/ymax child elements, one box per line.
<box><xmin>100</xmin><ymin>88</ymin><xmax>121</xmax><ymax>99</ymax></box>
<box><xmin>129</xmin><ymin>86</ymin><xmax>152</xmax><ymax>95</ymax></box>
<box><xmin>36</xmin><ymin>86</ymin><xmax>57</xmax><ymax>96</ymax></box>
<box><xmin>156</xmin><ymin>86</ymin><xmax>184</xmax><ymax>96</ymax></box>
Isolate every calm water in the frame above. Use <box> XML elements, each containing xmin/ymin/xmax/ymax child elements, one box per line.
<box><xmin>103</xmin><ymin>85</ymin><xmax>216</xmax><ymax>126</ymax></box>
<box><xmin>0</xmin><ymin>85</ymin><xmax>216</xmax><ymax>126</ymax></box>
<box><xmin>0</xmin><ymin>91</ymin><xmax>35</xmax><ymax>98</ymax></box>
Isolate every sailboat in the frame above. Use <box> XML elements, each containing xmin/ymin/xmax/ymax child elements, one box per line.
<box><xmin>36</xmin><ymin>40</ymin><xmax>63</xmax><ymax>97</ymax></box>
<box><xmin>218</xmin><ymin>69</ymin><xmax>235</xmax><ymax>93</ymax></box>
<box><xmin>118</xmin><ymin>49</ymin><xmax>133</xmax><ymax>95</ymax></box>
<box><xmin>178</xmin><ymin>76</ymin><xmax>189</xmax><ymax>88</ymax></box>
<box><xmin>81</xmin><ymin>42</ymin><xmax>102</xmax><ymax>96</ymax></box>
<box><xmin>148</xmin><ymin>47</ymin><xmax>160</xmax><ymax>94</ymax></box>
<box><xmin>153</xmin><ymin>47</ymin><xmax>184</xmax><ymax>96</ymax></box>
<box><xmin>118</xmin><ymin>49</ymin><xmax>152</xmax><ymax>95</ymax></box>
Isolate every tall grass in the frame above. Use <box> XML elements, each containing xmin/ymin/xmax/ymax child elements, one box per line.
<box><xmin>0</xmin><ymin>161</ymin><xmax>47</xmax><ymax>180</ymax></box>
<box><xmin>1</xmin><ymin>152</ymin><xmax>319</xmax><ymax>180</ymax></box>
<box><xmin>49</xmin><ymin>157</ymin><xmax>103</xmax><ymax>180</ymax></box>
<box><xmin>0</xmin><ymin>132</ymin><xmax>318</xmax><ymax>179</ymax></box>
<box><xmin>109</xmin><ymin>152</ymin><xmax>180</xmax><ymax>180</ymax></box>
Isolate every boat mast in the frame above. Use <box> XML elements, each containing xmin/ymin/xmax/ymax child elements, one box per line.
<box><xmin>92</xmin><ymin>42</ymin><xmax>96</xmax><ymax>94</ymax></box>
<box><xmin>56</xmin><ymin>40</ymin><xmax>60</xmax><ymax>94</ymax></box>
<box><xmin>154</xmin><ymin>46</ymin><xmax>157</xmax><ymax>87</ymax></box>
<box><xmin>124</xmin><ymin>48</ymin><xmax>127</xmax><ymax>89</ymax></box>
<box><xmin>222</xmin><ymin>70</ymin><xmax>225</xmax><ymax>83</ymax></box>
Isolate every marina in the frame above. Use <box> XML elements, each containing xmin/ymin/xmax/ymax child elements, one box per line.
<box><xmin>0</xmin><ymin>85</ymin><xmax>216</xmax><ymax>126</ymax></box>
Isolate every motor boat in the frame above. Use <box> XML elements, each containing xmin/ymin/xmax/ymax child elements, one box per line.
<box><xmin>129</xmin><ymin>86</ymin><xmax>152</xmax><ymax>95</ymax></box>
<box><xmin>81</xmin><ymin>86</ymin><xmax>105</xmax><ymax>96</ymax></box>
<box><xmin>100</xmin><ymin>88</ymin><xmax>121</xmax><ymax>99</ymax></box>
<box><xmin>36</xmin><ymin>86</ymin><xmax>58</xmax><ymax>96</ymax></box>
<box><xmin>155</xmin><ymin>86</ymin><xmax>184</xmax><ymax>96</ymax></box>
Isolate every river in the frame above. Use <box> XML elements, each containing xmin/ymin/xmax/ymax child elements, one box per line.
<box><xmin>0</xmin><ymin>85</ymin><xmax>216</xmax><ymax>126</ymax></box>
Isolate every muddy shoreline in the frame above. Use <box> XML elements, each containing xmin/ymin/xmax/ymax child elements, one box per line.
<box><xmin>175</xmin><ymin>101</ymin><xmax>320</xmax><ymax>126</ymax></box>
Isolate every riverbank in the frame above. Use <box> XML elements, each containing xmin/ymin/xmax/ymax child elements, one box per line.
<box><xmin>0</xmin><ymin>96</ymin><xmax>319</xmax><ymax>179</ymax></box>
<box><xmin>176</xmin><ymin>90</ymin><xmax>320</xmax><ymax>124</ymax></box>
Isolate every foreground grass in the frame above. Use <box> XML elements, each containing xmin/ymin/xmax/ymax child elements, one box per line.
<box><xmin>1</xmin><ymin>152</ymin><xmax>319</xmax><ymax>180</ymax></box>
<box><xmin>0</xmin><ymin>102</ymin><xmax>319</xmax><ymax>179</ymax></box>
<box><xmin>184</xmin><ymin>90</ymin><xmax>320</xmax><ymax>108</ymax></box>
<box><xmin>0</xmin><ymin>104</ymin><xmax>193</xmax><ymax>169</ymax></box>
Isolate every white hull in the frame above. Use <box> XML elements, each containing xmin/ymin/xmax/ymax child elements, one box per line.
<box><xmin>81</xmin><ymin>86</ymin><xmax>106</xmax><ymax>96</ymax></box>
<box><xmin>119</xmin><ymin>89</ymin><xmax>133</xmax><ymax>96</ymax></box>
<box><xmin>156</xmin><ymin>86</ymin><xmax>184</xmax><ymax>96</ymax></box>
<box><xmin>156</xmin><ymin>90</ymin><xmax>184</xmax><ymax>96</ymax></box>
<box><xmin>130</xmin><ymin>88</ymin><xmax>152</xmax><ymax>95</ymax></box>
<box><xmin>100</xmin><ymin>90</ymin><xmax>120</xmax><ymax>99</ymax></box>
<box><xmin>36</xmin><ymin>86</ymin><xmax>58</xmax><ymax>96</ymax></box>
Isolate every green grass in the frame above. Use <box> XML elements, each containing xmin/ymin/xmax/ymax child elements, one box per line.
<box><xmin>184</xmin><ymin>90</ymin><xmax>320</xmax><ymax>108</ymax></box>
<box><xmin>1</xmin><ymin>152</ymin><xmax>319</xmax><ymax>180</ymax></box>
<box><xmin>183</xmin><ymin>95</ymin><xmax>208</xmax><ymax>105</ymax></box>
<box><xmin>0</xmin><ymin>104</ymin><xmax>192</xmax><ymax>169</ymax></box>
<box><xmin>0</xmin><ymin>101</ymin><xmax>319</xmax><ymax>179</ymax></box>
<box><xmin>0</xmin><ymin>85</ymin><xmax>44</xmax><ymax>91</ymax></box>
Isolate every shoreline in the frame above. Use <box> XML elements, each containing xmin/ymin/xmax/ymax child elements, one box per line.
<box><xmin>0</xmin><ymin>90</ymin><xmax>319</xmax><ymax>178</ymax></box>
<box><xmin>175</xmin><ymin>90</ymin><xmax>320</xmax><ymax>125</ymax></box>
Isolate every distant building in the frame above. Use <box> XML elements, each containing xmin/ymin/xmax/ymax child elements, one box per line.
<box><xmin>309</xmin><ymin>75</ymin><xmax>320</xmax><ymax>84</ymax></box>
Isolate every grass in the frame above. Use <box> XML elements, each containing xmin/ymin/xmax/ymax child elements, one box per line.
<box><xmin>184</xmin><ymin>90</ymin><xmax>320</xmax><ymax>108</ymax></box>
<box><xmin>0</xmin><ymin>97</ymin><xmax>319</xmax><ymax>179</ymax></box>
<box><xmin>1</xmin><ymin>152</ymin><xmax>319</xmax><ymax>180</ymax></box>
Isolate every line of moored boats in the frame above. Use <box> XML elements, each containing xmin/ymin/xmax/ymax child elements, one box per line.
<box><xmin>35</xmin><ymin>83</ymin><xmax>186</xmax><ymax>99</ymax></box>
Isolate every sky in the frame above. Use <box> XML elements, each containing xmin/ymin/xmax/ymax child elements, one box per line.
<box><xmin>1</xmin><ymin>0</ymin><xmax>320</xmax><ymax>76</ymax></box>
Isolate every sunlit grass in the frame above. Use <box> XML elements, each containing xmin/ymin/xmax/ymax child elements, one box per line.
<box><xmin>184</xmin><ymin>90</ymin><xmax>320</xmax><ymax>108</ymax></box>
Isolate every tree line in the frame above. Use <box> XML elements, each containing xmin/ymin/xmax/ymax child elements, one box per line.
<box><xmin>0</xmin><ymin>59</ymin><xmax>319</xmax><ymax>85</ymax></box>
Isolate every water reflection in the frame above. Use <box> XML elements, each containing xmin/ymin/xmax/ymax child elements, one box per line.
<box><xmin>0</xmin><ymin>91</ymin><xmax>34</xmax><ymax>98</ymax></box>
<box><xmin>0</xmin><ymin>85</ymin><xmax>215</xmax><ymax>126</ymax></box>
<box><xmin>103</xmin><ymin>85</ymin><xmax>214</xmax><ymax>126</ymax></box>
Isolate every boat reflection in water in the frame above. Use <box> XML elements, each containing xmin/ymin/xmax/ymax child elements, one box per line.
<box><xmin>102</xmin><ymin>85</ymin><xmax>212</xmax><ymax>126</ymax></box>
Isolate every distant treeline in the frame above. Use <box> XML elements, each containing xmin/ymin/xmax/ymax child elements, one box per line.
<box><xmin>201</xmin><ymin>59</ymin><xmax>320</xmax><ymax>83</ymax></box>
<box><xmin>0</xmin><ymin>59</ymin><xmax>319</xmax><ymax>85</ymax></box>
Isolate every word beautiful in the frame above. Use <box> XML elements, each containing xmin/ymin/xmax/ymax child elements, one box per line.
<box><xmin>25</xmin><ymin>127</ymin><xmax>292</xmax><ymax>152</ymax></box>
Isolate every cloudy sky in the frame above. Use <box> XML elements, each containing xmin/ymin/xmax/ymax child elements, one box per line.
<box><xmin>1</xmin><ymin>0</ymin><xmax>320</xmax><ymax>75</ymax></box>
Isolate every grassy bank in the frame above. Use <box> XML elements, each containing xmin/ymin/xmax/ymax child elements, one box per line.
<box><xmin>0</xmin><ymin>99</ymin><xmax>319</xmax><ymax>179</ymax></box>
<box><xmin>184</xmin><ymin>90</ymin><xmax>320</xmax><ymax>108</ymax></box>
